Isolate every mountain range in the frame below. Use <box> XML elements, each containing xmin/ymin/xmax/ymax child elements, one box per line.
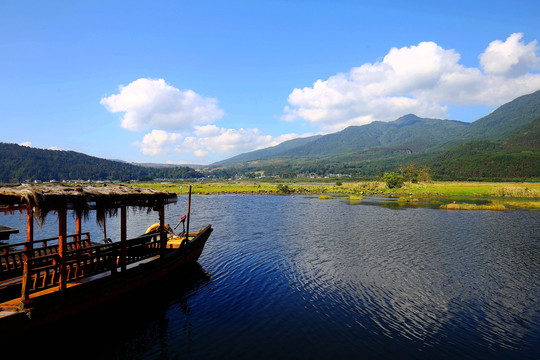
<box><xmin>208</xmin><ymin>89</ymin><xmax>540</xmax><ymax>179</ymax></box>
<box><xmin>0</xmin><ymin>90</ymin><xmax>539</xmax><ymax>182</ymax></box>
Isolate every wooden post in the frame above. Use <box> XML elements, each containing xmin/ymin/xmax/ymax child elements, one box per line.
<box><xmin>58</xmin><ymin>207</ymin><xmax>67</xmax><ymax>291</ymax></box>
<box><xmin>26</xmin><ymin>207</ymin><xmax>34</xmax><ymax>249</ymax></box>
<box><xmin>185</xmin><ymin>186</ymin><xmax>192</xmax><ymax>241</ymax></box>
<box><xmin>159</xmin><ymin>204</ymin><xmax>166</xmax><ymax>256</ymax></box>
<box><xmin>21</xmin><ymin>206</ymin><xmax>34</xmax><ymax>301</ymax></box>
<box><xmin>76</xmin><ymin>212</ymin><xmax>82</xmax><ymax>249</ymax></box>
<box><xmin>120</xmin><ymin>205</ymin><xmax>127</xmax><ymax>272</ymax></box>
<box><xmin>102</xmin><ymin>216</ymin><xmax>107</xmax><ymax>241</ymax></box>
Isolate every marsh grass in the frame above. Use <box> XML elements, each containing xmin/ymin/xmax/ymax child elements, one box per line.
<box><xmin>397</xmin><ymin>197</ymin><xmax>420</xmax><ymax>203</ymax></box>
<box><xmin>132</xmin><ymin>181</ymin><xmax>540</xmax><ymax>206</ymax></box>
<box><xmin>494</xmin><ymin>200</ymin><xmax>540</xmax><ymax>209</ymax></box>
<box><xmin>318</xmin><ymin>195</ymin><xmax>335</xmax><ymax>199</ymax></box>
<box><xmin>440</xmin><ymin>203</ymin><xmax>507</xmax><ymax>211</ymax></box>
<box><xmin>400</xmin><ymin>182</ymin><xmax>540</xmax><ymax>198</ymax></box>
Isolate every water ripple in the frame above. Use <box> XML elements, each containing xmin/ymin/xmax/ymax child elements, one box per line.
<box><xmin>2</xmin><ymin>195</ymin><xmax>538</xmax><ymax>359</ymax></box>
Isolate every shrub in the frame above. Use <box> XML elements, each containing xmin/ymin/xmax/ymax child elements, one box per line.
<box><xmin>381</xmin><ymin>172</ymin><xmax>404</xmax><ymax>189</ymax></box>
<box><xmin>276</xmin><ymin>184</ymin><xmax>292</xmax><ymax>194</ymax></box>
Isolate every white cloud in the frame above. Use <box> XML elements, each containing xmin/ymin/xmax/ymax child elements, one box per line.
<box><xmin>133</xmin><ymin>129</ymin><xmax>183</xmax><ymax>156</ymax></box>
<box><xmin>101</xmin><ymin>78</ymin><xmax>224</xmax><ymax>131</ymax></box>
<box><xmin>19</xmin><ymin>141</ymin><xmax>32</xmax><ymax>147</ymax></box>
<box><xmin>283</xmin><ymin>33</ymin><xmax>540</xmax><ymax>132</ymax></box>
<box><xmin>175</xmin><ymin>125</ymin><xmax>304</xmax><ymax>157</ymax></box>
<box><xmin>133</xmin><ymin>125</ymin><xmax>309</xmax><ymax>162</ymax></box>
<box><xmin>480</xmin><ymin>33</ymin><xmax>539</xmax><ymax>77</ymax></box>
<box><xmin>194</xmin><ymin>149</ymin><xmax>209</xmax><ymax>158</ymax></box>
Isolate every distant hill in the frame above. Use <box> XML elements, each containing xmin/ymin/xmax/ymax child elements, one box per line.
<box><xmin>463</xmin><ymin>89</ymin><xmax>540</xmax><ymax>140</ymax></box>
<box><xmin>208</xmin><ymin>90</ymin><xmax>540</xmax><ymax>179</ymax></box>
<box><xmin>212</xmin><ymin>115</ymin><xmax>469</xmax><ymax>168</ymax></box>
<box><xmin>279</xmin><ymin>114</ymin><xmax>469</xmax><ymax>158</ymax></box>
<box><xmin>429</xmin><ymin>116</ymin><xmax>540</xmax><ymax>179</ymax></box>
<box><xmin>212</xmin><ymin>134</ymin><xmax>322</xmax><ymax>166</ymax></box>
<box><xmin>0</xmin><ymin>144</ymin><xmax>203</xmax><ymax>183</ymax></box>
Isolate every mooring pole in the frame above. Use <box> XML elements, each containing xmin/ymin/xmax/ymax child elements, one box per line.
<box><xmin>185</xmin><ymin>185</ymin><xmax>192</xmax><ymax>241</ymax></box>
<box><xmin>159</xmin><ymin>204</ymin><xmax>166</xmax><ymax>256</ymax></box>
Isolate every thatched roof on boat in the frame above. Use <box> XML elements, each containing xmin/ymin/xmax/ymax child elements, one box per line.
<box><xmin>0</xmin><ymin>184</ymin><xmax>177</xmax><ymax>224</ymax></box>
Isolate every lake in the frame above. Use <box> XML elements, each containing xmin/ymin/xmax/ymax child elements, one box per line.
<box><xmin>1</xmin><ymin>195</ymin><xmax>539</xmax><ymax>359</ymax></box>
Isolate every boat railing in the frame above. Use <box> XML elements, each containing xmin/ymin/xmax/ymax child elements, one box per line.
<box><xmin>18</xmin><ymin>232</ymin><xmax>166</xmax><ymax>300</ymax></box>
<box><xmin>22</xmin><ymin>242</ymin><xmax>118</xmax><ymax>295</ymax></box>
<box><xmin>0</xmin><ymin>233</ymin><xmax>95</xmax><ymax>281</ymax></box>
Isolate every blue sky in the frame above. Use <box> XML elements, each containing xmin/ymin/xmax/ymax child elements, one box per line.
<box><xmin>1</xmin><ymin>0</ymin><xmax>539</xmax><ymax>165</ymax></box>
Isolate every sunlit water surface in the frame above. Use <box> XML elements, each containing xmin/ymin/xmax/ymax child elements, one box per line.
<box><xmin>2</xmin><ymin>195</ymin><xmax>539</xmax><ymax>359</ymax></box>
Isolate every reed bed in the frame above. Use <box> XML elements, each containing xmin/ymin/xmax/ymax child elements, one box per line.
<box><xmin>440</xmin><ymin>203</ymin><xmax>507</xmax><ymax>211</ymax></box>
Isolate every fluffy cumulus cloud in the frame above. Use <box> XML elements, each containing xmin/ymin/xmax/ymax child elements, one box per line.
<box><xmin>133</xmin><ymin>130</ymin><xmax>184</xmax><ymax>156</ymax></box>
<box><xmin>175</xmin><ymin>125</ymin><xmax>301</xmax><ymax>157</ymax></box>
<box><xmin>283</xmin><ymin>33</ymin><xmax>540</xmax><ymax>132</ymax></box>
<box><xmin>101</xmin><ymin>78</ymin><xmax>224</xmax><ymax>131</ymax></box>
<box><xmin>104</xmin><ymin>78</ymin><xmax>305</xmax><ymax>162</ymax></box>
<box><xmin>480</xmin><ymin>33</ymin><xmax>539</xmax><ymax>77</ymax></box>
<box><xmin>133</xmin><ymin>125</ymin><xmax>303</xmax><ymax>161</ymax></box>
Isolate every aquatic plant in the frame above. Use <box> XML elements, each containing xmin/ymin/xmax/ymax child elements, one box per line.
<box><xmin>440</xmin><ymin>203</ymin><xmax>507</xmax><ymax>211</ymax></box>
<box><xmin>318</xmin><ymin>195</ymin><xmax>335</xmax><ymax>199</ymax></box>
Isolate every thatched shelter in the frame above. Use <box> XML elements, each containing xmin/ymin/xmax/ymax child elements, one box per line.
<box><xmin>0</xmin><ymin>184</ymin><xmax>177</xmax><ymax>224</ymax></box>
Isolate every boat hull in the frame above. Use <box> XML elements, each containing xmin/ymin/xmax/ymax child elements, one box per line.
<box><xmin>0</xmin><ymin>224</ymin><xmax>212</xmax><ymax>337</ymax></box>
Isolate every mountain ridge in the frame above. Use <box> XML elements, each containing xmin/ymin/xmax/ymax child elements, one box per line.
<box><xmin>208</xmin><ymin>90</ymin><xmax>540</xmax><ymax>179</ymax></box>
<box><xmin>1</xmin><ymin>90</ymin><xmax>539</xmax><ymax>182</ymax></box>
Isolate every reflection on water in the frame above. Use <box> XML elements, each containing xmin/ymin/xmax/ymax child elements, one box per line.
<box><xmin>1</xmin><ymin>195</ymin><xmax>539</xmax><ymax>359</ymax></box>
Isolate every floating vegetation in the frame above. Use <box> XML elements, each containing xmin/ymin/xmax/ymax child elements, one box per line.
<box><xmin>397</xmin><ymin>197</ymin><xmax>420</xmax><ymax>203</ymax></box>
<box><xmin>349</xmin><ymin>195</ymin><xmax>363</xmax><ymax>201</ymax></box>
<box><xmin>318</xmin><ymin>195</ymin><xmax>335</xmax><ymax>199</ymax></box>
<box><xmin>440</xmin><ymin>202</ymin><xmax>507</xmax><ymax>211</ymax></box>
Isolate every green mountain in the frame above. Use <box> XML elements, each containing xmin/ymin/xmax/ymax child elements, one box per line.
<box><xmin>211</xmin><ymin>134</ymin><xmax>322</xmax><ymax>166</ymax></box>
<box><xmin>280</xmin><ymin>114</ymin><xmax>469</xmax><ymax>158</ymax></box>
<box><xmin>464</xmin><ymin>90</ymin><xmax>540</xmax><ymax>140</ymax></box>
<box><xmin>209</xmin><ymin>90</ymin><xmax>540</xmax><ymax>179</ymax></box>
<box><xmin>213</xmin><ymin>115</ymin><xmax>470</xmax><ymax>168</ymax></box>
<box><xmin>429</xmin><ymin>116</ymin><xmax>540</xmax><ymax>179</ymax></box>
<box><xmin>0</xmin><ymin>143</ymin><xmax>203</xmax><ymax>183</ymax></box>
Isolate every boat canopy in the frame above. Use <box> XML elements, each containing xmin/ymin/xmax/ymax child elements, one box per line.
<box><xmin>0</xmin><ymin>184</ymin><xmax>177</xmax><ymax>224</ymax></box>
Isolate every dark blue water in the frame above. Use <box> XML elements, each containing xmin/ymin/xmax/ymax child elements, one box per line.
<box><xmin>2</xmin><ymin>195</ymin><xmax>539</xmax><ymax>359</ymax></box>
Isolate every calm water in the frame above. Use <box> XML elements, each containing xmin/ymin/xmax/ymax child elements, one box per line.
<box><xmin>2</xmin><ymin>195</ymin><xmax>539</xmax><ymax>359</ymax></box>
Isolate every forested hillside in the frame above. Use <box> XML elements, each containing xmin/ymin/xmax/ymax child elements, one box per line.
<box><xmin>0</xmin><ymin>143</ymin><xmax>203</xmax><ymax>183</ymax></box>
<box><xmin>207</xmin><ymin>90</ymin><xmax>540</xmax><ymax>179</ymax></box>
<box><xmin>429</xmin><ymin>116</ymin><xmax>540</xmax><ymax>179</ymax></box>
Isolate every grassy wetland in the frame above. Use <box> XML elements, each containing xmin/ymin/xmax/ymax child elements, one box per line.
<box><xmin>132</xmin><ymin>180</ymin><xmax>540</xmax><ymax>210</ymax></box>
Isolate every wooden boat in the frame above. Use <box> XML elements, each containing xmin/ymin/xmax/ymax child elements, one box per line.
<box><xmin>0</xmin><ymin>184</ymin><xmax>212</xmax><ymax>337</ymax></box>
